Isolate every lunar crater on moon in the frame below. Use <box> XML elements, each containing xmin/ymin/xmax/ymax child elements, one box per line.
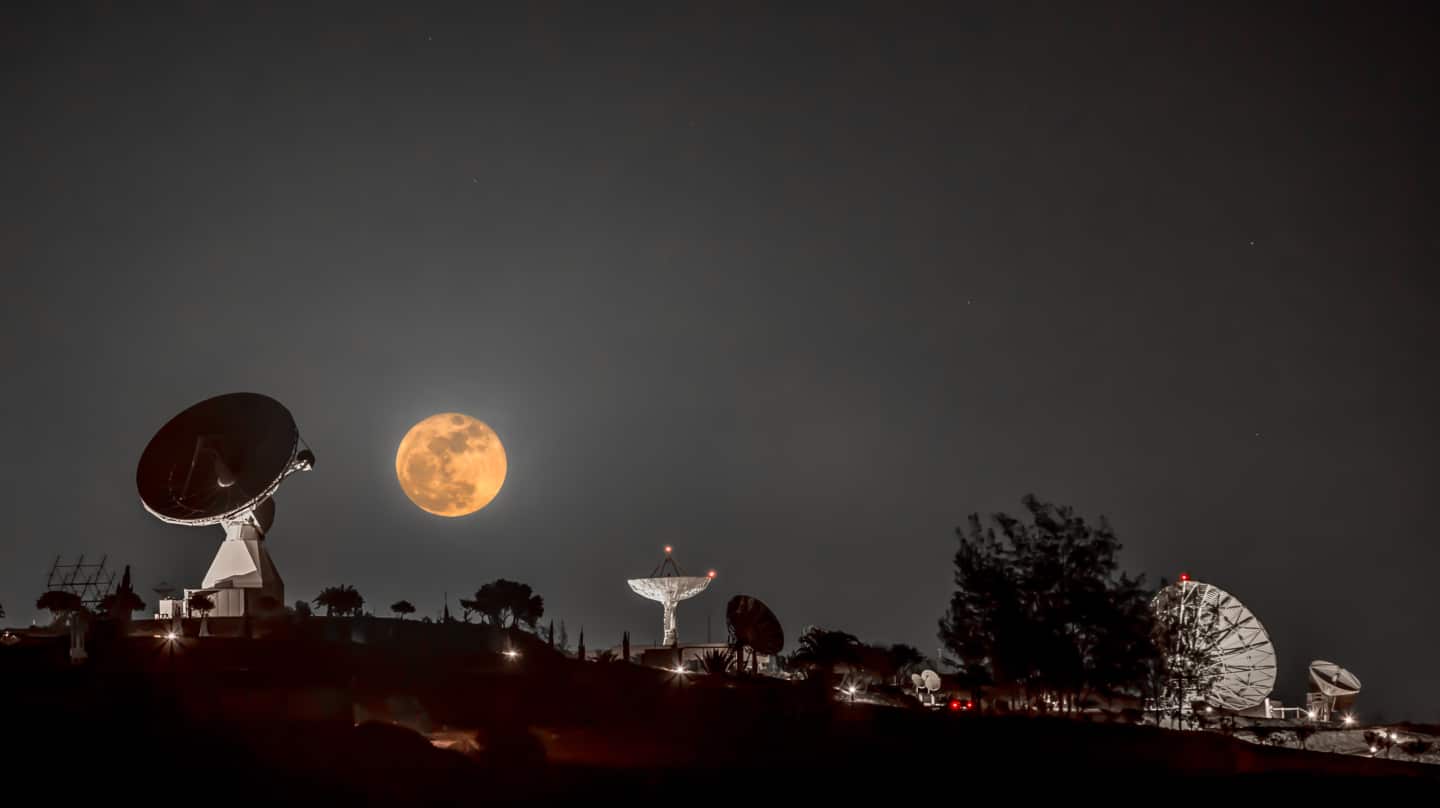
<box><xmin>396</xmin><ymin>413</ymin><xmax>507</xmax><ymax>517</ymax></box>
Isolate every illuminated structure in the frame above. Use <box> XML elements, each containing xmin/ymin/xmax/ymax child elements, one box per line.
<box><xmin>1152</xmin><ymin>574</ymin><xmax>1276</xmax><ymax>714</ymax></box>
<box><xmin>137</xmin><ymin>393</ymin><xmax>314</xmax><ymax>619</ymax></box>
<box><xmin>1307</xmin><ymin>660</ymin><xmax>1362</xmax><ymax>722</ymax></box>
<box><xmin>626</xmin><ymin>546</ymin><xmax>714</xmax><ymax>646</ymax></box>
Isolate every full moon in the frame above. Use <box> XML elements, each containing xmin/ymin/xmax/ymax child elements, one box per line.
<box><xmin>395</xmin><ymin>413</ymin><xmax>508</xmax><ymax>517</ymax></box>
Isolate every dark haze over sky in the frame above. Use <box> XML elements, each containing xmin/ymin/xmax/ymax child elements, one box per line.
<box><xmin>2</xmin><ymin>3</ymin><xmax>1435</xmax><ymax>720</ymax></box>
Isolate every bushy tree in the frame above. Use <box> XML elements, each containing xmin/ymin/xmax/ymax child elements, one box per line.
<box><xmin>1401</xmin><ymin>739</ymin><xmax>1434</xmax><ymax>761</ymax></box>
<box><xmin>99</xmin><ymin>590</ymin><xmax>146</xmax><ymax>617</ymax></box>
<box><xmin>391</xmin><ymin>600</ymin><xmax>416</xmax><ymax>620</ymax></box>
<box><xmin>938</xmin><ymin>495</ymin><xmax>1157</xmax><ymax>713</ymax></box>
<box><xmin>1363</xmin><ymin>730</ymin><xmax>1395</xmax><ymax>758</ymax></box>
<box><xmin>314</xmin><ymin>585</ymin><xmax>364</xmax><ymax>617</ymax></box>
<box><xmin>1293</xmin><ymin>724</ymin><xmax>1317</xmax><ymax>751</ymax></box>
<box><xmin>292</xmin><ymin>600</ymin><xmax>312</xmax><ymax>618</ymax></box>
<box><xmin>886</xmin><ymin>643</ymin><xmax>925</xmax><ymax>685</ymax></box>
<box><xmin>461</xmin><ymin>579</ymin><xmax>544</xmax><ymax>629</ymax></box>
<box><xmin>791</xmin><ymin>627</ymin><xmax>862</xmax><ymax>685</ymax></box>
<box><xmin>187</xmin><ymin>591</ymin><xmax>215</xmax><ymax>618</ymax></box>
<box><xmin>36</xmin><ymin>590</ymin><xmax>85</xmax><ymax>622</ymax></box>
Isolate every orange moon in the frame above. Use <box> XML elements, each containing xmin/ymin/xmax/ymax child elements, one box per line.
<box><xmin>395</xmin><ymin>413</ymin><xmax>507</xmax><ymax>517</ymax></box>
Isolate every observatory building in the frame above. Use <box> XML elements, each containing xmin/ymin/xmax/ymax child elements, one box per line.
<box><xmin>627</xmin><ymin>546</ymin><xmax>714</xmax><ymax>647</ymax></box>
<box><xmin>137</xmin><ymin>393</ymin><xmax>314</xmax><ymax>620</ymax></box>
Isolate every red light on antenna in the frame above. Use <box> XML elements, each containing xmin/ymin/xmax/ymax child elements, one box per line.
<box><xmin>1179</xmin><ymin>572</ymin><xmax>1190</xmax><ymax>582</ymax></box>
<box><xmin>707</xmin><ymin>570</ymin><xmax>716</xmax><ymax>578</ymax></box>
<box><xmin>664</xmin><ymin>545</ymin><xmax>673</xmax><ymax>553</ymax></box>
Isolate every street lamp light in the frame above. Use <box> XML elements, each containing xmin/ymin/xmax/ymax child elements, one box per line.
<box><xmin>502</xmin><ymin>649</ymin><xmax>519</xmax><ymax>660</ymax></box>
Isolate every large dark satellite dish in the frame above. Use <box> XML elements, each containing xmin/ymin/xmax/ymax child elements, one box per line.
<box><xmin>726</xmin><ymin>594</ymin><xmax>784</xmax><ymax>656</ymax></box>
<box><xmin>137</xmin><ymin>393</ymin><xmax>307</xmax><ymax>525</ymax></box>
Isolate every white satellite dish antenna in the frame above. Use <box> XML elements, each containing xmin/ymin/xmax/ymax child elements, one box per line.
<box><xmin>910</xmin><ymin>673</ymin><xmax>924</xmax><ymax>691</ymax></box>
<box><xmin>626</xmin><ymin>546</ymin><xmax>714</xmax><ymax>646</ymax></box>
<box><xmin>1152</xmin><ymin>576</ymin><xmax>1276</xmax><ymax>712</ymax></box>
<box><xmin>1308</xmin><ymin>660</ymin><xmax>1361</xmax><ymax>720</ymax></box>
<box><xmin>919</xmin><ymin>669</ymin><xmax>941</xmax><ymax>706</ymax></box>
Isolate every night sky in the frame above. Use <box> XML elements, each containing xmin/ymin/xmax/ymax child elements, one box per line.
<box><xmin>3</xmin><ymin>3</ymin><xmax>1435</xmax><ymax>721</ymax></box>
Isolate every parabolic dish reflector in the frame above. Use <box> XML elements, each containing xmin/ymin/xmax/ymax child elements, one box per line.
<box><xmin>137</xmin><ymin>393</ymin><xmax>300</xmax><ymax>525</ymax></box>
<box><xmin>726</xmin><ymin>595</ymin><xmax>784</xmax><ymax>656</ymax></box>
<box><xmin>1152</xmin><ymin>578</ymin><xmax>1277</xmax><ymax>712</ymax></box>
<box><xmin>627</xmin><ymin>576</ymin><xmax>713</xmax><ymax>602</ymax></box>
<box><xmin>921</xmin><ymin>670</ymin><xmax>941</xmax><ymax>692</ymax></box>
<box><xmin>1309</xmin><ymin>660</ymin><xmax>1361</xmax><ymax>697</ymax></box>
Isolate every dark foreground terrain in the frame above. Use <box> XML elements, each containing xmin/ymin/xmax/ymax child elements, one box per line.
<box><xmin>3</xmin><ymin>625</ymin><xmax>1436</xmax><ymax>802</ymax></box>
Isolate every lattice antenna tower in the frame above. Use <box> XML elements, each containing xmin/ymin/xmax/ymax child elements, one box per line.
<box><xmin>46</xmin><ymin>555</ymin><xmax>117</xmax><ymax>609</ymax></box>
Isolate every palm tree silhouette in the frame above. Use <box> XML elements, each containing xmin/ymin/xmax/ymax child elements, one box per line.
<box><xmin>314</xmin><ymin>585</ymin><xmax>364</xmax><ymax>616</ymax></box>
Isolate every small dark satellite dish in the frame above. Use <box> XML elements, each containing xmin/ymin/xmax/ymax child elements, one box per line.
<box><xmin>726</xmin><ymin>595</ymin><xmax>784</xmax><ymax>657</ymax></box>
<box><xmin>136</xmin><ymin>393</ymin><xmax>306</xmax><ymax>525</ymax></box>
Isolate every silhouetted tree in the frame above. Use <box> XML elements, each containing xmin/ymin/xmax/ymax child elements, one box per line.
<box><xmin>101</xmin><ymin>565</ymin><xmax>145</xmax><ymax>621</ymax></box>
<box><xmin>391</xmin><ymin>600</ymin><xmax>416</xmax><ymax>620</ymax></box>
<box><xmin>1151</xmin><ymin>581</ymin><xmax>1226</xmax><ymax>726</ymax></box>
<box><xmin>547</xmin><ymin>619</ymin><xmax>555</xmax><ymax>647</ymax></box>
<box><xmin>36</xmin><ymin>590</ymin><xmax>85</xmax><ymax>622</ymax></box>
<box><xmin>577</xmin><ymin>627</ymin><xmax>585</xmax><ymax>661</ymax></box>
<box><xmin>1401</xmin><ymin>739</ymin><xmax>1434</xmax><ymax>761</ymax></box>
<box><xmin>314</xmin><ymin>585</ymin><xmax>364</xmax><ymax>617</ymax></box>
<box><xmin>187</xmin><ymin>592</ymin><xmax>215</xmax><ymax>619</ymax></box>
<box><xmin>886</xmin><ymin>643</ymin><xmax>925</xmax><ymax>685</ymax></box>
<box><xmin>292</xmin><ymin>600</ymin><xmax>312</xmax><ymax>618</ymax></box>
<box><xmin>1365</xmin><ymin>729</ymin><xmax>1397</xmax><ymax>758</ymax></box>
<box><xmin>622</xmin><ymin>630</ymin><xmax>631</xmax><ymax>663</ymax></box>
<box><xmin>1293</xmin><ymin>723</ymin><xmax>1317</xmax><ymax>751</ymax></box>
<box><xmin>99</xmin><ymin>590</ymin><xmax>146</xmax><ymax>618</ymax></box>
<box><xmin>938</xmin><ymin>495</ymin><xmax>1157</xmax><ymax>713</ymax></box>
<box><xmin>1251</xmin><ymin>726</ymin><xmax>1287</xmax><ymax>747</ymax></box>
<box><xmin>791</xmin><ymin>627</ymin><xmax>862</xmax><ymax>687</ymax></box>
<box><xmin>462</xmin><ymin>579</ymin><xmax>544</xmax><ymax>629</ymax></box>
<box><xmin>699</xmin><ymin>648</ymin><xmax>734</xmax><ymax>675</ymax></box>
